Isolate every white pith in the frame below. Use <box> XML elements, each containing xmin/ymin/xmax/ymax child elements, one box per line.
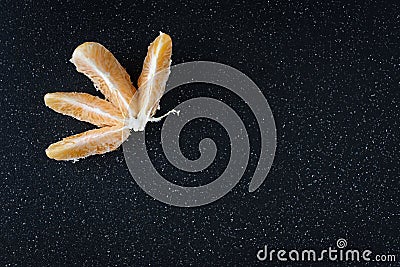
<box><xmin>60</xmin><ymin>95</ymin><xmax>124</xmax><ymax>124</ymax></box>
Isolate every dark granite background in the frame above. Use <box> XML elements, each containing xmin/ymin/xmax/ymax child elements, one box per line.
<box><xmin>1</xmin><ymin>1</ymin><xmax>399</xmax><ymax>266</ymax></box>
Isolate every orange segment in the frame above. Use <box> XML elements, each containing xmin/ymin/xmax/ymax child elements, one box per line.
<box><xmin>130</xmin><ymin>32</ymin><xmax>172</xmax><ymax>120</ymax></box>
<box><xmin>71</xmin><ymin>42</ymin><xmax>136</xmax><ymax>117</ymax></box>
<box><xmin>44</xmin><ymin>92</ymin><xmax>124</xmax><ymax>127</ymax></box>
<box><xmin>46</xmin><ymin>126</ymin><xmax>130</xmax><ymax>160</ymax></box>
<box><xmin>138</xmin><ymin>32</ymin><xmax>172</xmax><ymax>88</ymax></box>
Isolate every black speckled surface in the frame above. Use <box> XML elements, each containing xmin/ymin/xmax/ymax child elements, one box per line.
<box><xmin>1</xmin><ymin>1</ymin><xmax>399</xmax><ymax>266</ymax></box>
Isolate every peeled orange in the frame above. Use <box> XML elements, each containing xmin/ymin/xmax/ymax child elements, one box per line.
<box><xmin>45</xmin><ymin>32</ymin><xmax>173</xmax><ymax>161</ymax></box>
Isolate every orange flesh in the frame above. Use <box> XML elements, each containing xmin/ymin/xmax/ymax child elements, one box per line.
<box><xmin>45</xmin><ymin>126</ymin><xmax>130</xmax><ymax>161</ymax></box>
<box><xmin>45</xmin><ymin>32</ymin><xmax>173</xmax><ymax>160</ymax></box>
<box><xmin>71</xmin><ymin>42</ymin><xmax>136</xmax><ymax>118</ymax></box>
<box><xmin>44</xmin><ymin>92</ymin><xmax>124</xmax><ymax>127</ymax></box>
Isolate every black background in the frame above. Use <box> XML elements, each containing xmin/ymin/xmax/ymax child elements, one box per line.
<box><xmin>1</xmin><ymin>1</ymin><xmax>399</xmax><ymax>266</ymax></box>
